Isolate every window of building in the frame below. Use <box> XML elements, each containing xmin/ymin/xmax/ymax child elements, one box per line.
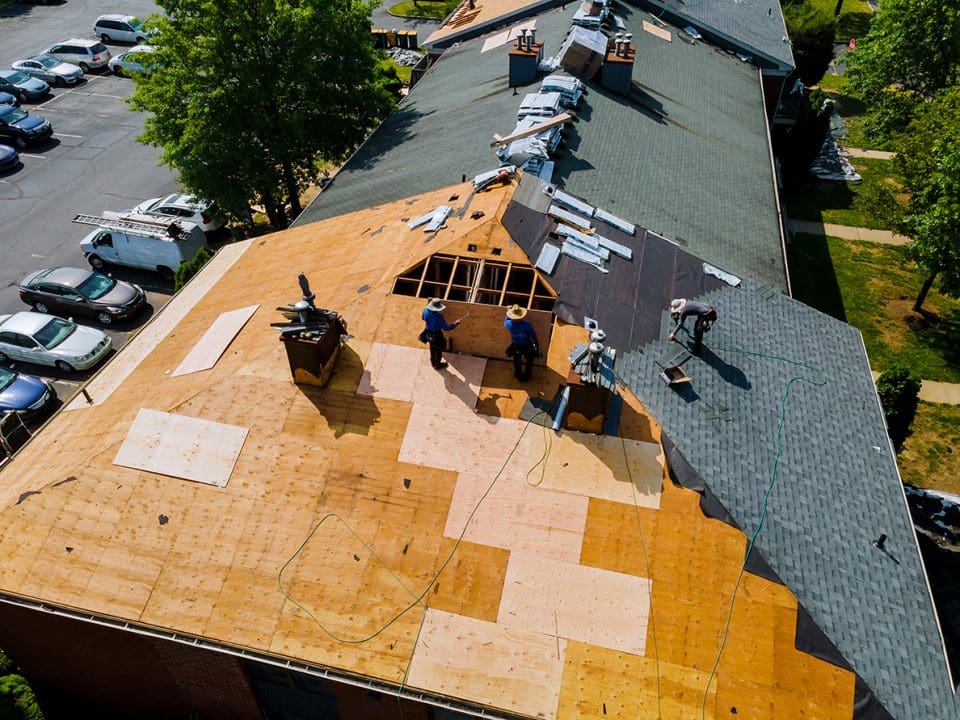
<box><xmin>393</xmin><ymin>254</ymin><xmax>555</xmax><ymax>311</ymax></box>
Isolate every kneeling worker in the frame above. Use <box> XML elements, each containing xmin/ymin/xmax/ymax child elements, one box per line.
<box><xmin>504</xmin><ymin>304</ymin><xmax>540</xmax><ymax>380</ymax></box>
<box><xmin>668</xmin><ymin>298</ymin><xmax>717</xmax><ymax>355</ymax></box>
<box><xmin>422</xmin><ymin>298</ymin><xmax>461</xmax><ymax>370</ymax></box>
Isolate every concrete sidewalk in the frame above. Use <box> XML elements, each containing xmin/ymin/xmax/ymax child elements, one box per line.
<box><xmin>872</xmin><ymin>372</ymin><xmax>960</xmax><ymax>405</ymax></box>
<box><xmin>844</xmin><ymin>148</ymin><xmax>895</xmax><ymax>160</ymax></box>
<box><xmin>786</xmin><ymin>219</ymin><xmax>910</xmax><ymax>246</ymax></box>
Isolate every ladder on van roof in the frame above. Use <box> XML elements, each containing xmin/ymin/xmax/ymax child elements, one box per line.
<box><xmin>72</xmin><ymin>212</ymin><xmax>188</xmax><ymax>240</ymax></box>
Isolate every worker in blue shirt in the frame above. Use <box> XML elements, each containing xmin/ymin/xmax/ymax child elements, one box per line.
<box><xmin>421</xmin><ymin>298</ymin><xmax>461</xmax><ymax>369</ymax></box>
<box><xmin>668</xmin><ymin>298</ymin><xmax>717</xmax><ymax>355</ymax></box>
<box><xmin>504</xmin><ymin>304</ymin><xmax>540</xmax><ymax>380</ymax></box>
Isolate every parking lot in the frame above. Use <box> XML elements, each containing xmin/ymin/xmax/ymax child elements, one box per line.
<box><xmin>0</xmin><ymin>0</ymin><xmax>175</xmax><ymax>410</ymax></box>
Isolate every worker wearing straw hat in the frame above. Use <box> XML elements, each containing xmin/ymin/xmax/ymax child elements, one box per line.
<box><xmin>421</xmin><ymin>298</ymin><xmax>461</xmax><ymax>369</ymax></box>
<box><xmin>504</xmin><ymin>304</ymin><xmax>540</xmax><ymax>380</ymax></box>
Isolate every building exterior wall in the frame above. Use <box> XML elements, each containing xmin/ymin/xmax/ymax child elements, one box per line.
<box><xmin>0</xmin><ymin>602</ymin><xmax>261</xmax><ymax>720</ymax></box>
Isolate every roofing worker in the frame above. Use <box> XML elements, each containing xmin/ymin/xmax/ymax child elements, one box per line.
<box><xmin>668</xmin><ymin>298</ymin><xmax>717</xmax><ymax>355</ymax></box>
<box><xmin>421</xmin><ymin>298</ymin><xmax>461</xmax><ymax>370</ymax></box>
<box><xmin>504</xmin><ymin>304</ymin><xmax>540</xmax><ymax>380</ymax></box>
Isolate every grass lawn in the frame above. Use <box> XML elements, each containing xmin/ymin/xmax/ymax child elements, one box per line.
<box><xmin>783</xmin><ymin>156</ymin><xmax>898</xmax><ymax>229</ymax></box>
<box><xmin>388</xmin><ymin>0</ymin><xmax>451</xmax><ymax>19</ymax></box>
<box><xmin>788</xmin><ymin>234</ymin><xmax>960</xmax><ymax>382</ymax></box>
<box><xmin>899</xmin><ymin>401</ymin><xmax>960</xmax><ymax>493</ymax></box>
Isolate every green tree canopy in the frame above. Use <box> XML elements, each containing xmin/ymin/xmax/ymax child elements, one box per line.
<box><xmin>846</xmin><ymin>0</ymin><xmax>960</xmax><ymax>102</ymax></box>
<box><xmin>783</xmin><ymin>2</ymin><xmax>836</xmax><ymax>87</ymax></box>
<box><xmin>129</xmin><ymin>0</ymin><xmax>395</xmax><ymax>229</ymax></box>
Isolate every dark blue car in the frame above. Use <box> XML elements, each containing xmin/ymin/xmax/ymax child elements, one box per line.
<box><xmin>0</xmin><ymin>145</ymin><xmax>19</xmax><ymax>172</ymax></box>
<box><xmin>0</xmin><ymin>104</ymin><xmax>52</xmax><ymax>148</ymax></box>
<box><xmin>0</xmin><ymin>366</ymin><xmax>56</xmax><ymax>419</ymax></box>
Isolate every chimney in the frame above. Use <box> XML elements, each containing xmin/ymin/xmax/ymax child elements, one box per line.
<box><xmin>509</xmin><ymin>28</ymin><xmax>539</xmax><ymax>87</ymax></box>
<box><xmin>274</xmin><ymin>273</ymin><xmax>348</xmax><ymax>387</ymax></box>
<box><xmin>601</xmin><ymin>31</ymin><xmax>636</xmax><ymax>95</ymax></box>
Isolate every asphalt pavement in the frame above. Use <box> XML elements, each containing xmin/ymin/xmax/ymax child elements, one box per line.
<box><xmin>0</xmin><ymin>0</ymin><xmax>174</xmax><ymax>404</ymax></box>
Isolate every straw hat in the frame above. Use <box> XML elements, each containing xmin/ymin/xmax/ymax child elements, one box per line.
<box><xmin>505</xmin><ymin>304</ymin><xmax>528</xmax><ymax>320</ymax></box>
<box><xmin>669</xmin><ymin>298</ymin><xmax>686</xmax><ymax>314</ymax></box>
<box><xmin>426</xmin><ymin>298</ymin><xmax>446</xmax><ymax>312</ymax></box>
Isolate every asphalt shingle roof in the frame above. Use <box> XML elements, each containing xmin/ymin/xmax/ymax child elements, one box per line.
<box><xmin>617</xmin><ymin>280</ymin><xmax>959</xmax><ymax>720</ymax></box>
<box><xmin>296</xmin><ymin>1</ymin><xmax>787</xmax><ymax>289</ymax></box>
<box><xmin>635</xmin><ymin>0</ymin><xmax>795</xmax><ymax>70</ymax></box>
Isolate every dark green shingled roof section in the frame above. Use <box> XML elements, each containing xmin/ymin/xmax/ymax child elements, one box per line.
<box><xmin>618</xmin><ymin>282</ymin><xmax>959</xmax><ymax>720</ymax></box>
<box><xmin>296</xmin><ymin>2</ymin><xmax>787</xmax><ymax>289</ymax></box>
<box><xmin>636</xmin><ymin>0</ymin><xmax>794</xmax><ymax>70</ymax></box>
<box><xmin>553</xmin><ymin>5</ymin><xmax>785</xmax><ymax>288</ymax></box>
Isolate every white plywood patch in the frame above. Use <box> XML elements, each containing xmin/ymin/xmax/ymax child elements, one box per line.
<box><xmin>534</xmin><ymin>431</ymin><xmax>663</xmax><ymax>508</ymax></box>
<box><xmin>408</xmin><ymin>609</ymin><xmax>565</xmax><ymax>720</ymax></box>
<box><xmin>114</xmin><ymin>409</ymin><xmax>248</xmax><ymax>487</ymax></box>
<box><xmin>499</xmin><ymin>552</ymin><xmax>651</xmax><ymax>656</ymax></box>
<box><xmin>444</xmin><ymin>471</ymin><xmax>588</xmax><ymax>563</ymax></box>
<box><xmin>399</xmin><ymin>403</ymin><xmax>532</xmax><ymax>481</ymax></box>
<box><xmin>67</xmin><ymin>241</ymin><xmax>253</xmax><ymax>409</ymax></box>
<box><xmin>172</xmin><ymin>304</ymin><xmax>259</xmax><ymax>376</ymax></box>
<box><xmin>357</xmin><ymin>342</ymin><xmax>486</xmax><ymax>409</ymax></box>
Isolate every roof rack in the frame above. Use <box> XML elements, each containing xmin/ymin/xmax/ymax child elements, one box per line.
<box><xmin>72</xmin><ymin>212</ymin><xmax>189</xmax><ymax>240</ymax></box>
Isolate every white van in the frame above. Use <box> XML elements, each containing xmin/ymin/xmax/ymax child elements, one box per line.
<box><xmin>74</xmin><ymin>212</ymin><xmax>208</xmax><ymax>280</ymax></box>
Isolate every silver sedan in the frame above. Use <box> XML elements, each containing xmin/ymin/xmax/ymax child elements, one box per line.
<box><xmin>11</xmin><ymin>55</ymin><xmax>84</xmax><ymax>87</ymax></box>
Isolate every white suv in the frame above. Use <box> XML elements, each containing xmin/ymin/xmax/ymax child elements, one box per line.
<box><xmin>43</xmin><ymin>40</ymin><xmax>111</xmax><ymax>72</ymax></box>
<box><xmin>94</xmin><ymin>15</ymin><xmax>150</xmax><ymax>44</ymax></box>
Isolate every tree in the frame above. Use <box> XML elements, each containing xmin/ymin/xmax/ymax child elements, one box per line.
<box><xmin>875</xmin><ymin>365</ymin><xmax>922</xmax><ymax>449</ymax></box>
<box><xmin>129</xmin><ymin>0</ymin><xmax>396</xmax><ymax>229</ymax></box>
<box><xmin>783</xmin><ymin>3</ymin><xmax>836</xmax><ymax>87</ymax></box>
<box><xmin>881</xmin><ymin>87</ymin><xmax>960</xmax><ymax>310</ymax></box>
<box><xmin>846</xmin><ymin>0</ymin><xmax>960</xmax><ymax>102</ymax></box>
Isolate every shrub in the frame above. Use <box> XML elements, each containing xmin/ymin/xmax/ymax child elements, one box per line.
<box><xmin>783</xmin><ymin>3</ymin><xmax>837</xmax><ymax>87</ymax></box>
<box><xmin>876</xmin><ymin>364</ymin><xmax>922</xmax><ymax>449</ymax></box>
<box><xmin>174</xmin><ymin>246</ymin><xmax>213</xmax><ymax>291</ymax></box>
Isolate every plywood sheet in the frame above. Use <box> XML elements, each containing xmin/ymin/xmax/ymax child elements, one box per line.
<box><xmin>357</xmin><ymin>342</ymin><xmax>486</xmax><ymax>409</ymax></box>
<box><xmin>499</xmin><ymin>552</ymin><xmax>651</xmax><ymax>656</ymax></box>
<box><xmin>535</xmin><ymin>431</ymin><xmax>663</xmax><ymax>508</ymax></box>
<box><xmin>172</xmin><ymin>304</ymin><xmax>259</xmax><ymax>376</ymax></box>
<box><xmin>444</xmin><ymin>470</ymin><xmax>588</xmax><ymax>562</ymax></box>
<box><xmin>66</xmin><ymin>240</ymin><xmax>252</xmax><ymax>409</ymax></box>
<box><xmin>407</xmin><ymin>609</ymin><xmax>566</xmax><ymax>720</ymax></box>
<box><xmin>114</xmin><ymin>409</ymin><xmax>248</xmax><ymax>487</ymax></box>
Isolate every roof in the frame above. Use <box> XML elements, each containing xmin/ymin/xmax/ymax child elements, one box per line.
<box><xmin>636</xmin><ymin>0</ymin><xmax>794</xmax><ymax>71</ymax></box>
<box><xmin>617</xmin><ymin>280</ymin><xmax>959</xmax><ymax>719</ymax></box>
<box><xmin>297</xmin><ymin>2</ymin><xmax>787</xmax><ymax>289</ymax></box>
<box><xmin>423</xmin><ymin>0</ymin><xmax>557</xmax><ymax>48</ymax></box>
<box><xmin>0</xmin><ymin>181</ymin><xmax>862</xmax><ymax>719</ymax></box>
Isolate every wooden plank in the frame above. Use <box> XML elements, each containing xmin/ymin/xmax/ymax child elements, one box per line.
<box><xmin>357</xmin><ymin>342</ymin><xmax>487</xmax><ymax>409</ymax></box>
<box><xmin>407</xmin><ymin>609</ymin><xmax>566</xmax><ymax>720</ymax></box>
<box><xmin>114</xmin><ymin>409</ymin><xmax>249</xmax><ymax>487</ymax></box>
<box><xmin>499</xmin><ymin>552</ymin><xmax>651</xmax><ymax>655</ymax></box>
<box><xmin>172</xmin><ymin>304</ymin><xmax>260</xmax><ymax>376</ymax></box>
<box><xmin>490</xmin><ymin>112</ymin><xmax>573</xmax><ymax>147</ymax></box>
<box><xmin>444</xmin><ymin>470</ymin><xmax>589</xmax><ymax>562</ymax></box>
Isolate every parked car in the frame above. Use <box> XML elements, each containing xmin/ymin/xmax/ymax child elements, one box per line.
<box><xmin>0</xmin><ymin>91</ymin><xmax>18</xmax><ymax>107</ymax></box>
<box><xmin>0</xmin><ymin>366</ymin><xmax>56</xmax><ymax>420</ymax></box>
<box><xmin>18</xmin><ymin>267</ymin><xmax>146</xmax><ymax>325</ymax></box>
<box><xmin>94</xmin><ymin>15</ymin><xmax>151</xmax><ymax>44</ymax></box>
<box><xmin>108</xmin><ymin>45</ymin><xmax>155</xmax><ymax>77</ymax></box>
<box><xmin>0</xmin><ymin>105</ymin><xmax>52</xmax><ymax>148</ymax></box>
<box><xmin>0</xmin><ymin>70</ymin><xmax>50</xmax><ymax>102</ymax></box>
<box><xmin>43</xmin><ymin>40</ymin><xmax>111</xmax><ymax>72</ymax></box>
<box><xmin>131</xmin><ymin>193</ymin><xmax>225</xmax><ymax>233</ymax></box>
<box><xmin>11</xmin><ymin>55</ymin><xmax>83</xmax><ymax>87</ymax></box>
<box><xmin>0</xmin><ymin>145</ymin><xmax>21</xmax><ymax>173</ymax></box>
<box><xmin>0</xmin><ymin>312</ymin><xmax>111</xmax><ymax>372</ymax></box>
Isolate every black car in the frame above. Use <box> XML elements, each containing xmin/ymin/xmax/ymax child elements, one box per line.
<box><xmin>0</xmin><ymin>105</ymin><xmax>52</xmax><ymax>149</ymax></box>
<box><xmin>18</xmin><ymin>267</ymin><xmax>146</xmax><ymax>325</ymax></box>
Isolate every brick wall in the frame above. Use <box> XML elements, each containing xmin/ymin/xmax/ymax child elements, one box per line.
<box><xmin>0</xmin><ymin>602</ymin><xmax>262</xmax><ymax>720</ymax></box>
